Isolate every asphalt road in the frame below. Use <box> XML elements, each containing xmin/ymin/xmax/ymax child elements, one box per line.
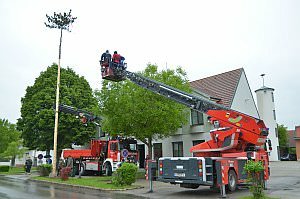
<box><xmin>119</xmin><ymin>161</ymin><xmax>300</xmax><ymax>199</ymax></box>
<box><xmin>0</xmin><ymin>175</ymin><xmax>144</xmax><ymax>199</ymax></box>
<box><xmin>1</xmin><ymin>161</ymin><xmax>299</xmax><ymax>199</ymax></box>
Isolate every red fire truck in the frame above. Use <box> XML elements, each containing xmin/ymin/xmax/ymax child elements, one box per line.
<box><xmin>63</xmin><ymin>137</ymin><xmax>138</xmax><ymax>176</ymax></box>
<box><xmin>58</xmin><ymin>104</ymin><xmax>139</xmax><ymax>176</ymax></box>
<box><xmin>101</xmin><ymin>56</ymin><xmax>272</xmax><ymax>195</ymax></box>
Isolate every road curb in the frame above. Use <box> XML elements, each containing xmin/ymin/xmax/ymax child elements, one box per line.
<box><xmin>29</xmin><ymin>178</ymin><xmax>144</xmax><ymax>192</ymax></box>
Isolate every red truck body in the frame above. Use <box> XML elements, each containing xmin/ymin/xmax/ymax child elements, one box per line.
<box><xmin>62</xmin><ymin>138</ymin><xmax>139</xmax><ymax>176</ymax></box>
<box><xmin>100</xmin><ymin>59</ymin><xmax>272</xmax><ymax>195</ymax></box>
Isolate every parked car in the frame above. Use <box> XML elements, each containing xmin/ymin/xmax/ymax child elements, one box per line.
<box><xmin>281</xmin><ymin>154</ymin><xmax>297</xmax><ymax>161</ymax></box>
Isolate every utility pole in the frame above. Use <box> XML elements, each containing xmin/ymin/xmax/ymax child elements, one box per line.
<box><xmin>45</xmin><ymin>10</ymin><xmax>76</xmax><ymax>177</ymax></box>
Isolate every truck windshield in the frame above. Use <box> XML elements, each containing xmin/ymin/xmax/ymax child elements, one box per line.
<box><xmin>110</xmin><ymin>142</ymin><xmax>119</xmax><ymax>151</ymax></box>
<box><xmin>120</xmin><ymin>143</ymin><xmax>137</xmax><ymax>151</ymax></box>
<box><xmin>129</xmin><ymin>143</ymin><xmax>137</xmax><ymax>151</ymax></box>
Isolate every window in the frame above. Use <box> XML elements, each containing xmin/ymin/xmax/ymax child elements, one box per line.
<box><xmin>275</xmin><ymin>128</ymin><xmax>278</xmax><ymax>138</ymax></box>
<box><xmin>273</xmin><ymin>110</ymin><xmax>276</xmax><ymax>120</ymax></box>
<box><xmin>153</xmin><ymin>143</ymin><xmax>163</xmax><ymax>160</ymax></box>
<box><xmin>102</xmin><ymin>142</ymin><xmax>108</xmax><ymax>152</ymax></box>
<box><xmin>129</xmin><ymin>144</ymin><xmax>136</xmax><ymax>151</ymax></box>
<box><xmin>271</xmin><ymin>92</ymin><xmax>274</xmax><ymax>102</ymax></box>
<box><xmin>172</xmin><ymin>142</ymin><xmax>183</xmax><ymax>157</ymax></box>
<box><xmin>192</xmin><ymin>140</ymin><xmax>205</xmax><ymax>146</ymax></box>
<box><xmin>110</xmin><ymin>142</ymin><xmax>118</xmax><ymax>151</ymax></box>
<box><xmin>191</xmin><ymin>110</ymin><xmax>204</xmax><ymax>125</ymax></box>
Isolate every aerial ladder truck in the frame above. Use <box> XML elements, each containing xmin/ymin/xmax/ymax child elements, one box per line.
<box><xmin>100</xmin><ymin>59</ymin><xmax>272</xmax><ymax>193</ymax></box>
<box><xmin>58</xmin><ymin>104</ymin><xmax>139</xmax><ymax>176</ymax></box>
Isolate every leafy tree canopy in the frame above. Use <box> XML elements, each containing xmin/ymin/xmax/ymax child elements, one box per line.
<box><xmin>17</xmin><ymin>64</ymin><xmax>99</xmax><ymax>152</ymax></box>
<box><xmin>95</xmin><ymin>64</ymin><xmax>191</xmax><ymax>157</ymax></box>
<box><xmin>1</xmin><ymin>141</ymin><xmax>26</xmax><ymax>159</ymax></box>
<box><xmin>278</xmin><ymin>124</ymin><xmax>288</xmax><ymax>147</ymax></box>
<box><xmin>45</xmin><ymin>9</ymin><xmax>77</xmax><ymax>32</ymax></box>
<box><xmin>0</xmin><ymin>118</ymin><xmax>26</xmax><ymax>164</ymax></box>
<box><xmin>0</xmin><ymin>119</ymin><xmax>21</xmax><ymax>155</ymax></box>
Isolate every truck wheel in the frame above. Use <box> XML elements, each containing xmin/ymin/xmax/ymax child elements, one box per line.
<box><xmin>105</xmin><ymin>163</ymin><xmax>112</xmax><ymax>176</ymax></box>
<box><xmin>227</xmin><ymin>170</ymin><xmax>237</xmax><ymax>192</ymax></box>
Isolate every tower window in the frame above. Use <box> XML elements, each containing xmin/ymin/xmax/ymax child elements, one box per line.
<box><xmin>273</xmin><ymin>110</ymin><xmax>276</xmax><ymax>120</ymax></box>
<box><xmin>271</xmin><ymin>92</ymin><xmax>274</xmax><ymax>102</ymax></box>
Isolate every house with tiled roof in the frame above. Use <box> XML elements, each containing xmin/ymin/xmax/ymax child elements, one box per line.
<box><xmin>288</xmin><ymin>126</ymin><xmax>300</xmax><ymax>161</ymax></box>
<box><xmin>288</xmin><ymin>130</ymin><xmax>296</xmax><ymax>148</ymax></box>
<box><xmin>295</xmin><ymin>126</ymin><xmax>300</xmax><ymax>161</ymax></box>
<box><xmin>190</xmin><ymin>68</ymin><xmax>259</xmax><ymax>118</ymax></box>
<box><xmin>148</xmin><ymin>68</ymin><xmax>264</xmax><ymax>160</ymax></box>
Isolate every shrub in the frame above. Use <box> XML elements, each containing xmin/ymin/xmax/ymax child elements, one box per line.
<box><xmin>289</xmin><ymin>147</ymin><xmax>296</xmax><ymax>154</ymax></box>
<box><xmin>112</xmin><ymin>163</ymin><xmax>138</xmax><ymax>186</ymax></box>
<box><xmin>60</xmin><ymin>167</ymin><xmax>72</xmax><ymax>181</ymax></box>
<box><xmin>244</xmin><ymin>160</ymin><xmax>265</xmax><ymax>199</ymax></box>
<box><xmin>38</xmin><ymin>164</ymin><xmax>52</xmax><ymax>176</ymax></box>
<box><xmin>0</xmin><ymin>165</ymin><xmax>10</xmax><ymax>172</ymax></box>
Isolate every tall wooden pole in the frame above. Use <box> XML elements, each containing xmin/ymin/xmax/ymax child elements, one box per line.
<box><xmin>45</xmin><ymin>10</ymin><xmax>76</xmax><ymax>177</ymax></box>
<box><xmin>51</xmin><ymin>29</ymin><xmax>63</xmax><ymax>177</ymax></box>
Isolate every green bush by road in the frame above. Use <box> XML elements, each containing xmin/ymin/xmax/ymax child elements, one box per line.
<box><xmin>112</xmin><ymin>163</ymin><xmax>138</xmax><ymax>186</ymax></box>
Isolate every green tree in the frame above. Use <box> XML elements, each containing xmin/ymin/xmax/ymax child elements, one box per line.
<box><xmin>278</xmin><ymin>124</ymin><xmax>289</xmax><ymax>154</ymax></box>
<box><xmin>0</xmin><ymin>119</ymin><xmax>16</xmax><ymax>155</ymax></box>
<box><xmin>0</xmin><ymin>119</ymin><xmax>10</xmax><ymax>154</ymax></box>
<box><xmin>96</xmin><ymin>64</ymin><xmax>191</xmax><ymax>158</ymax></box>
<box><xmin>17</xmin><ymin>64</ymin><xmax>98</xmax><ymax>155</ymax></box>
<box><xmin>0</xmin><ymin>119</ymin><xmax>26</xmax><ymax>166</ymax></box>
<box><xmin>1</xmin><ymin>141</ymin><xmax>27</xmax><ymax>166</ymax></box>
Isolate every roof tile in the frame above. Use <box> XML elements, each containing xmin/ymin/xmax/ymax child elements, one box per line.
<box><xmin>190</xmin><ymin>68</ymin><xmax>243</xmax><ymax>108</ymax></box>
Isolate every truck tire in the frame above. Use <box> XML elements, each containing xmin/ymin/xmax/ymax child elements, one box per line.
<box><xmin>105</xmin><ymin>163</ymin><xmax>112</xmax><ymax>176</ymax></box>
<box><xmin>227</xmin><ymin>169</ymin><xmax>237</xmax><ymax>192</ymax></box>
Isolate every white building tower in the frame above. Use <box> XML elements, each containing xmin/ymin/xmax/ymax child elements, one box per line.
<box><xmin>255</xmin><ymin>75</ymin><xmax>279</xmax><ymax>161</ymax></box>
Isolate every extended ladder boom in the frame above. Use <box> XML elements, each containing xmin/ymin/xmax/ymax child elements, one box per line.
<box><xmin>102</xmin><ymin>65</ymin><xmax>269</xmax><ymax>153</ymax></box>
<box><xmin>125</xmin><ymin>70</ymin><xmax>229</xmax><ymax>114</ymax></box>
<box><xmin>57</xmin><ymin>104</ymin><xmax>101</xmax><ymax>125</ymax></box>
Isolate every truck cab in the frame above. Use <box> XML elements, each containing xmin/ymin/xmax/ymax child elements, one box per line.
<box><xmin>103</xmin><ymin>138</ymin><xmax>139</xmax><ymax>175</ymax></box>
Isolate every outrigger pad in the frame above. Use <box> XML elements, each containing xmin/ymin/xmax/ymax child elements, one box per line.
<box><xmin>101</xmin><ymin>62</ymin><xmax>126</xmax><ymax>82</ymax></box>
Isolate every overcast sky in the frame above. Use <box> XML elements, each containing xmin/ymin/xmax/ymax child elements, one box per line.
<box><xmin>0</xmin><ymin>0</ymin><xmax>299</xmax><ymax>129</ymax></box>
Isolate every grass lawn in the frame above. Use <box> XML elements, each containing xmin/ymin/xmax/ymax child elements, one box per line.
<box><xmin>239</xmin><ymin>196</ymin><xmax>279</xmax><ymax>199</ymax></box>
<box><xmin>136</xmin><ymin>170</ymin><xmax>146</xmax><ymax>179</ymax></box>
<box><xmin>0</xmin><ymin>166</ymin><xmax>37</xmax><ymax>175</ymax></box>
<box><xmin>31</xmin><ymin>176</ymin><xmax>141</xmax><ymax>190</ymax></box>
